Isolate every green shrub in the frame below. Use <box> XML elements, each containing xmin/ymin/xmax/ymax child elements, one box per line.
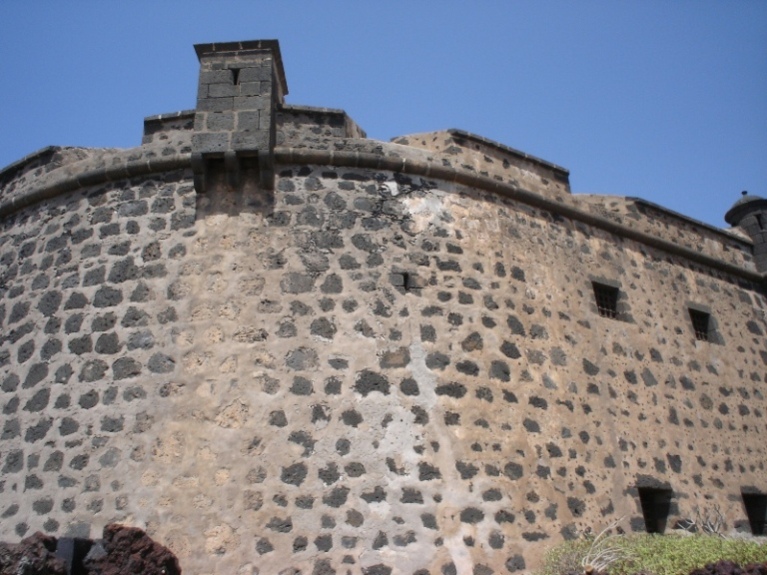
<box><xmin>539</xmin><ymin>534</ymin><xmax>767</xmax><ymax>575</ymax></box>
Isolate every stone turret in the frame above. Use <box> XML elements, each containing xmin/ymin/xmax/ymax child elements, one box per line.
<box><xmin>192</xmin><ymin>40</ymin><xmax>287</xmax><ymax>193</ymax></box>
<box><xmin>725</xmin><ymin>191</ymin><xmax>767</xmax><ymax>272</ymax></box>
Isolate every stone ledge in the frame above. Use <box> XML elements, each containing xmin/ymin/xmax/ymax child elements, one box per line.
<box><xmin>0</xmin><ymin>149</ymin><xmax>191</xmax><ymax>219</ymax></box>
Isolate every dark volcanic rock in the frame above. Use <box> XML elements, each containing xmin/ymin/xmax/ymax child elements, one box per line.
<box><xmin>0</xmin><ymin>525</ymin><xmax>180</xmax><ymax>575</ymax></box>
<box><xmin>0</xmin><ymin>531</ymin><xmax>67</xmax><ymax>575</ymax></box>
<box><xmin>83</xmin><ymin>524</ymin><xmax>181</xmax><ymax>575</ymax></box>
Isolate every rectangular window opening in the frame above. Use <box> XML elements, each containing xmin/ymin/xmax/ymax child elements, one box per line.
<box><xmin>638</xmin><ymin>486</ymin><xmax>673</xmax><ymax>534</ymax></box>
<box><xmin>756</xmin><ymin>214</ymin><xmax>764</xmax><ymax>230</ymax></box>
<box><xmin>231</xmin><ymin>68</ymin><xmax>240</xmax><ymax>85</ymax></box>
<box><xmin>592</xmin><ymin>282</ymin><xmax>619</xmax><ymax>319</ymax></box>
<box><xmin>742</xmin><ymin>492</ymin><xmax>767</xmax><ymax>535</ymax></box>
<box><xmin>688</xmin><ymin>308</ymin><xmax>710</xmax><ymax>341</ymax></box>
<box><xmin>391</xmin><ymin>270</ymin><xmax>420</xmax><ymax>292</ymax></box>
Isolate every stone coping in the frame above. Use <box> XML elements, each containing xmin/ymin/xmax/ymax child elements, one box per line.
<box><xmin>143</xmin><ymin>110</ymin><xmax>196</xmax><ymax>124</ymax></box>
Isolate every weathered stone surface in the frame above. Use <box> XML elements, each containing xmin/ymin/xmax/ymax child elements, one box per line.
<box><xmin>0</xmin><ymin>37</ymin><xmax>765</xmax><ymax>575</ymax></box>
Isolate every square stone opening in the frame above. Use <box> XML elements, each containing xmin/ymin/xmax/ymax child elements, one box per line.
<box><xmin>742</xmin><ymin>491</ymin><xmax>767</xmax><ymax>535</ymax></box>
<box><xmin>637</xmin><ymin>486</ymin><xmax>673</xmax><ymax>533</ymax></box>
<box><xmin>390</xmin><ymin>271</ymin><xmax>422</xmax><ymax>293</ymax></box>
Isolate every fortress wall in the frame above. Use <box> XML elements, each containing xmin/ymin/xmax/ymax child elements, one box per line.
<box><xmin>0</xmin><ymin>169</ymin><xmax>197</xmax><ymax>541</ymax></box>
<box><xmin>2</xmin><ymin>148</ymin><xmax>765</xmax><ymax>574</ymax></box>
<box><xmin>1</xmin><ymin>37</ymin><xmax>766</xmax><ymax>575</ymax></box>
<box><xmin>0</xmin><ymin>147</ymin><xmax>96</xmax><ymax>203</ymax></box>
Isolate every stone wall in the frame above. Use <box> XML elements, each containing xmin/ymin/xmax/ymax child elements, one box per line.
<box><xmin>0</xmin><ymin>166</ymin><xmax>196</xmax><ymax>540</ymax></box>
<box><xmin>1</xmin><ymin>39</ymin><xmax>766</xmax><ymax>575</ymax></box>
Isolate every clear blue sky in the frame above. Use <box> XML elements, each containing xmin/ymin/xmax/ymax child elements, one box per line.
<box><xmin>1</xmin><ymin>1</ymin><xmax>764</xmax><ymax>228</ymax></box>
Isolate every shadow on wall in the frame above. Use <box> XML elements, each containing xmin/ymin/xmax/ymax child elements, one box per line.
<box><xmin>195</xmin><ymin>162</ymin><xmax>275</xmax><ymax>220</ymax></box>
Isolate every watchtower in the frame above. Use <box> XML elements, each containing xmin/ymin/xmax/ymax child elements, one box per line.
<box><xmin>725</xmin><ymin>191</ymin><xmax>767</xmax><ymax>272</ymax></box>
<box><xmin>192</xmin><ymin>40</ymin><xmax>287</xmax><ymax>193</ymax></box>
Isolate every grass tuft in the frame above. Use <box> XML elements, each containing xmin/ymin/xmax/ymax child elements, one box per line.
<box><xmin>539</xmin><ymin>533</ymin><xmax>767</xmax><ymax>575</ymax></box>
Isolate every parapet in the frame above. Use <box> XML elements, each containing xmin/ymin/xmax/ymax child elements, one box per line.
<box><xmin>392</xmin><ymin>129</ymin><xmax>570</xmax><ymax>199</ymax></box>
<box><xmin>141</xmin><ymin>110</ymin><xmax>195</xmax><ymax>146</ymax></box>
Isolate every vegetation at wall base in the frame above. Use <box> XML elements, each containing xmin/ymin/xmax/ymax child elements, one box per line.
<box><xmin>538</xmin><ymin>533</ymin><xmax>767</xmax><ymax>575</ymax></box>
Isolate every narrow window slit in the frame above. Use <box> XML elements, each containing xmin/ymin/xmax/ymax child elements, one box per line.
<box><xmin>231</xmin><ymin>68</ymin><xmax>240</xmax><ymax>85</ymax></box>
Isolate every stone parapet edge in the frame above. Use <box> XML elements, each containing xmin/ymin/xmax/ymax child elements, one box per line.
<box><xmin>628</xmin><ymin>197</ymin><xmax>750</xmax><ymax>248</ymax></box>
<box><xmin>0</xmin><ymin>154</ymin><xmax>191</xmax><ymax>219</ymax></box>
<box><xmin>143</xmin><ymin>110</ymin><xmax>197</xmax><ymax>124</ymax></box>
<box><xmin>0</xmin><ymin>146</ymin><xmax>62</xmax><ymax>187</ymax></box>
<box><xmin>0</xmin><ymin>147</ymin><xmax>763</xmax><ymax>286</ymax></box>
<box><xmin>447</xmin><ymin>128</ymin><xmax>570</xmax><ymax>178</ymax></box>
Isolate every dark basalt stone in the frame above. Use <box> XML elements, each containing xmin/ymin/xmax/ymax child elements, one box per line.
<box><xmin>0</xmin><ymin>525</ymin><xmax>180</xmax><ymax>575</ymax></box>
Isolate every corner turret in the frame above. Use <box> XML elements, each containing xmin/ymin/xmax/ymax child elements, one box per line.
<box><xmin>725</xmin><ymin>191</ymin><xmax>767</xmax><ymax>272</ymax></box>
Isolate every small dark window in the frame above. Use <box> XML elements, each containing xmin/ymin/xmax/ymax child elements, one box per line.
<box><xmin>756</xmin><ymin>214</ymin><xmax>764</xmax><ymax>230</ymax></box>
<box><xmin>688</xmin><ymin>309</ymin><xmax>710</xmax><ymax>341</ymax></box>
<box><xmin>231</xmin><ymin>68</ymin><xmax>240</xmax><ymax>85</ymax></box>
<box><xmin>391</xmin><ymin>271</ymin><xmax>420</xmax><ymax>292</ymax></box>
<box><xmin>742</xmin><ymin>492</ymin><xmax>767</xmax><ymax>535</ymax></box>
<box><xmin>592</xmin><ymin>282</ymin><xmax>619</xmax><ymax>319</ymax></box>
<box><xmin>637</xmin><ymin>487</ymin><xmax>672</xmax><ymax>533</ymax></box>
